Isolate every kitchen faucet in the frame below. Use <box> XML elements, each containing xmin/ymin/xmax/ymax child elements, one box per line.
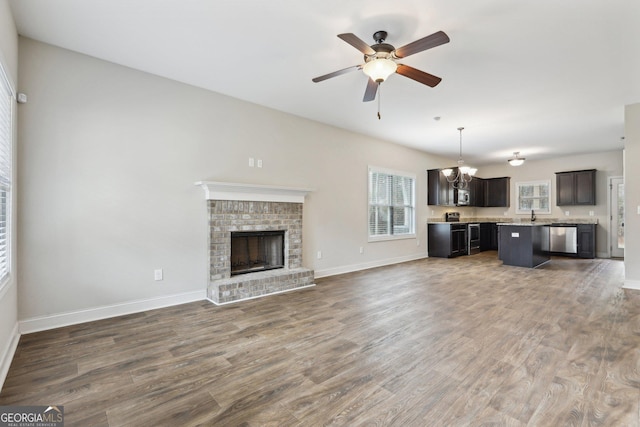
<box><xmin>531</xmin><ymin>209</ymin><xmax>536</xmax><ymax>222</ymax></box>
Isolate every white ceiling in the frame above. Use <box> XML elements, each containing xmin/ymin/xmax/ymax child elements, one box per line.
<box><xmin>8</xmin><ymin>0</ymin><xmax>640</xmax><ymax>165</ymax></box>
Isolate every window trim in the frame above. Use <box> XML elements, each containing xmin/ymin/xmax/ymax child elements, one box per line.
<box><xmin>0</xmin><ymin>59</ymin><xmax>13</xmax><ymax>291</ymax></box>
<box><xmin>515</xmin><ymin>180</ymin><xmax>551</xmax><ymax>214</ymax></box>
<box><xmin>368</xmin><ymin>166</ymin><xmax>417</xmax><ymax>242</ymax></box>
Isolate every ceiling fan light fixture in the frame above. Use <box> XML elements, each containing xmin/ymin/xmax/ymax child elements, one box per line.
<box><xmin>508</xmin><ymin>152</ymin><xmax>525</xmax><ymax>166</ymax></box>
<box><xmin>362</xmin><ymin>58</ymin><xmax>397</xmax><ymax>83</ymax></box>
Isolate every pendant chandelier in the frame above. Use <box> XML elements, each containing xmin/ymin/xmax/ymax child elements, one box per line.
<box><xmin>442</xmin><ymin>127</ymin><xmax>477</xmax><ymax>189</ymax></box>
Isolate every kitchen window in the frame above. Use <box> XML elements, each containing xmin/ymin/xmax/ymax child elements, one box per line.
<box><xmin>368</xmin><ymin>167</ymin><xmax>416</xmax><ymax>241</ymax></box>
<box><xmin>516</xmin><ymin>180</ymin><xmax>551</xmax><ymax>214</ymax></box>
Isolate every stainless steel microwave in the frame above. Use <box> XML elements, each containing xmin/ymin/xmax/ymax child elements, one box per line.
<box><xmin>457</xmin><ymin>189</ymin><xmax>470</xmax><ymax>205</ymax></box>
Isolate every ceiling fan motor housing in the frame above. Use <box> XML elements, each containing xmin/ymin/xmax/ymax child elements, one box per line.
<box><xmin>364</xmin><ymin>43</ymin><xmax>395</xmax><ymax>62</ymax></box>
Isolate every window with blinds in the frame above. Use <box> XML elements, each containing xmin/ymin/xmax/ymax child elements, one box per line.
<box><xmin>0</xmin><ymin>65</ymin><xmax>12</xmax><ymax>285</ymax></box>
<box><xmin>368</xmin><ymin>167</ymin><xmax>415</xmax><ymax>240</ymax></box>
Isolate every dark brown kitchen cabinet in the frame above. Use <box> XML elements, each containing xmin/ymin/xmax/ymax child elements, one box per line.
<box><xmin>480</xmin><ymin>222</ymin><xmax>499</xmax><ymax>251</ymax></box>
<box><xmin>577</xmin><ymin>224</ymin><xmax>596</xmax><ymax>258</ymax></box>
<box><xmin>484</xmin><ymin>177</ymin><xmax>510</xmax><ymax>207</ymax></box>
<box><xmin>555</xmin><ymin>169</ymin><xmax>596</xmax><ymax>206</ymax></box>
<box><xmin>428</xmin><ymin>223</ymin><xmax>467</xmax><ymax>258</ymax></box>
<box><xmin>427</xmin><ymin>169</ymin><xmax>454</xmax><ymax>206</ymax></box>
<box><xmin>470</xmin><ymin>178</ymin><xmax>485</xmax><ymax>207</ymax></box>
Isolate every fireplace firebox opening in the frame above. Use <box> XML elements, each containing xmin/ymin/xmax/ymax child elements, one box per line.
<box><xmin>230</xmin><ymin>230</ymin><xmax>285</xmax><ymax>276</ymax></box>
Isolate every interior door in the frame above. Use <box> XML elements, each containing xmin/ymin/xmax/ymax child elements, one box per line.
<box><xmin>610</xmin><ymin>177</ymin><xmax>624</xmax><ymax>258</ymax></box>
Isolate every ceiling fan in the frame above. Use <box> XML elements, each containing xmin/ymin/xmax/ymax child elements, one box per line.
<box><xmin>312</xmin><ymin>30</ymin><xmax>450</xmax><ymax>102</ymax></box>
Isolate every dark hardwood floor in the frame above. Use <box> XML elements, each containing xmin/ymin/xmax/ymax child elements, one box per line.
<box><xmin>1</xmin><ymin>252</ymin><xmax>638</xmax><ymax>426</ymax></box>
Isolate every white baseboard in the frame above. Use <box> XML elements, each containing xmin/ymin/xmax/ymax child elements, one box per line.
<box><xmin>623</xmin><ymin>279</ymin><xmax>640</xmax><ymax>290</ymax></box>
<box><xmin>0</xmin><ymin>322</ymin><xmax>20</xmax><ymax>393</ymax></box>
<box><xmin>19</xmin><ymin>290</ymin><xmax>206</xmax><ymax>334</ymax></box>
<box><xmin>314</xmin><ymin>254</ymin><xmax>427</xmax><ymax>279</ymax></box>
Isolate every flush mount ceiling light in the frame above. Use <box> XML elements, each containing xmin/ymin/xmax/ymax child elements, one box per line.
<box><xmin>442</xmin><ymin>127</ymin><xmax>477</xmax><ymax>189</ymax></box>
<box><xmin>508</xmin><ymin>152</ymin><xmax>526</xmax><ymax>166</ymax></box>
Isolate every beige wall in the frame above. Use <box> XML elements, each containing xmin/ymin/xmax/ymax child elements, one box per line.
<box><xmin>17</xmin><ymin>38</ymin><xmax>453</xmax><ymax>321</ymax></box>
<box><xmin>625</xmin><ymin>104</ymin><xmax>640</xmax><ymax>286</ymax></box>
<box><xmin>0</xmin><ymin>0</ymin><xmax>19</xmax><ymax>390</ymax></box>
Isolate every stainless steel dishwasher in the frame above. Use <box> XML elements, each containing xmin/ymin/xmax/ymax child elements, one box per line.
<box><xmin>550</xmin><ymin>225</ymin><xmax>577</xmax><ymax>254</ymax></box>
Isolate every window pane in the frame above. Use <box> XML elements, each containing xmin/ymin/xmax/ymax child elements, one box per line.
<box><xmin>392</xmin><ymin>175</ymin><xmax>413</xmax><ymax>206</ymax></box>
<box><xmin>539</xmin><ymin>198</ymin><xmax>549</xmax><ymax>210</ymax></box>
<box><xmin>520</xmin><ymin>199</ymin><xmax>533</xmax><ymax>210</ymax></box>
<box><xmin>539</xmin><ymin>185</ymin><xmax>549</xmax><ymax>197</ymax></box>
<box><xmin>520</xmin><ymin>185</ymin><xmax>534</xmax><ymax>198</ymax></box>
<box><xmin>369</xmin><ymin>172</ymin><xmax>390</xmax><ymax>205</ymax></box>
<box><xmin>392</xmin><ymin>206</ymin><xmax>413</xmax><ymax>235</ymax></box>
<box><xmin>369</xmin><ymin>205</ymin><xmax>390</xmax><ymax>236</ymax></box>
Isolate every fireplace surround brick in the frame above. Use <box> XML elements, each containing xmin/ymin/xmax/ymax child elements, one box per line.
<box><xmin>207</xmin><ymin>199</ymin><xmax>314</xmax><ymax>304</ymax></box>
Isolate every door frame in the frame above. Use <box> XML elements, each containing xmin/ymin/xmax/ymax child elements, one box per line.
<box><xmin>608</xmin><ymin>176</ymin><xmax>624</xmax><ymax>258</ymax></box>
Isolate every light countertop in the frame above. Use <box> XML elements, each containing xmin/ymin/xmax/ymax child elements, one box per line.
<box><xmin>427</xmin><ymin>217</ymin><xmax>598</xmax><ymax>225</ymax></box>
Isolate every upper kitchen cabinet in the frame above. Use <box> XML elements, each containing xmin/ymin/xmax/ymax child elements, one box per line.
<box><xmin>470</xmin><ymin>177</ymin><xmax>485</xmax><ymax>207</ymax></box>
<box><xmin>484</xmin><ymin>177</ymin><xmax>510</xmax><ymax>207</ymax></box>
<box><xmin>427</xmin><ymin>169</ymin><xmax>454</xmax><ymax>206</ymax></box>
<box><xmin>555</xmin><ymin>169</ymin><xmax>596</xmax><ymax>206</ymax></box>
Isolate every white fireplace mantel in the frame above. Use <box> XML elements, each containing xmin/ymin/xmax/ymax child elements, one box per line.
<box><xmin>195</xmin><ymin>181</ymin><xmax>313</xmax><ymax>203</ymax></box>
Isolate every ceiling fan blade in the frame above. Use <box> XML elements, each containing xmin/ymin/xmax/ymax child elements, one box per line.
<box><xmin>396</xmin><ymin>64</ymin><xmax>442</xmax><ymax>87</ymax></box>
<box><xmin>338</xmin><ymin>33</ymin><xmax>376</xmax><ymax>55</ymax></box>
<box><xmin>394</xmin><ymin>31</ymin><xmax>450</xmax><ymax>58</ymax></box>
<box><xmin>363</xmin><ymin>78</ymin><xmax>378</xmax><ymax>102</ymax></box>
<box><xmin>312</xmin><ymin>65</ymin><xmax>362</xmax><ymax>83</ymax></box>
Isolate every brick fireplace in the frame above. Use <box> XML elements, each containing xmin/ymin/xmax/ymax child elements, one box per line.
<box><xmin>196</xmin><ymin>181</ymin><xmax>315</xmax><ymax>305</ymax></box>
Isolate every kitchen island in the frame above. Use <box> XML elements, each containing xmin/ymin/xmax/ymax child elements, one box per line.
<box><xmin>498</xmin><ymin>223</ymin><xmax>550</xmax><ymax>268</ymax></box>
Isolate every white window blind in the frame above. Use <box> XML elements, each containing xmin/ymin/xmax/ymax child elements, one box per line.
<box><xmin>0</xmin><ymin>66</ymin><xmax>12</xmax><ymax>284</ymax></box>
<box><xmin>368</xmin><ymin>167</ymin><xmax>415</xmax><ymax>239</ymax></box>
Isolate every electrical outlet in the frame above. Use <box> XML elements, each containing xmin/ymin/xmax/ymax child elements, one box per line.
<box><xmin>589</xmin><ymin>211</ymin><xmax>594</xmax><ymax>216</ymax></box>
<box><xmin>249</xmin><ymin>157</ymin><xmax>255</xmax><ymax>167</ymax></box>
<box><xmin>359</xmin><ymin>246</ymin><xmax>364</xmax><ymax>254</ymax></box>
<box><xmin>257</xmin><ymin>159</ymin><xmax>263</xmax><ymax>168</ymax></box>
<box><xmin>154</xmin><ymin>269</ymin><xmax>163</xmax><ymax>281</ymax></box>
<box><xmin>565</xmin><ymin>211</ymin><xmax>570</xmax><ymax>216</ymax></box>
<box><xmin>317</xmin><ymin>250</ymin><xmax>322</xmax><ymax>259</ymax></box>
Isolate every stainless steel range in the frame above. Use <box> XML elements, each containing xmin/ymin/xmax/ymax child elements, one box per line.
<box><xmin>445</xmin><ymin>212</ymin><xmax>460</xmax><ymax>222</ymax></box>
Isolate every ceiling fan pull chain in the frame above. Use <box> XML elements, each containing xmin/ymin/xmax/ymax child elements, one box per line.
<box><xmin>377</xmin><ymin>83</ymin><xmax>381</xmax><ymax>120</ymax></box>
